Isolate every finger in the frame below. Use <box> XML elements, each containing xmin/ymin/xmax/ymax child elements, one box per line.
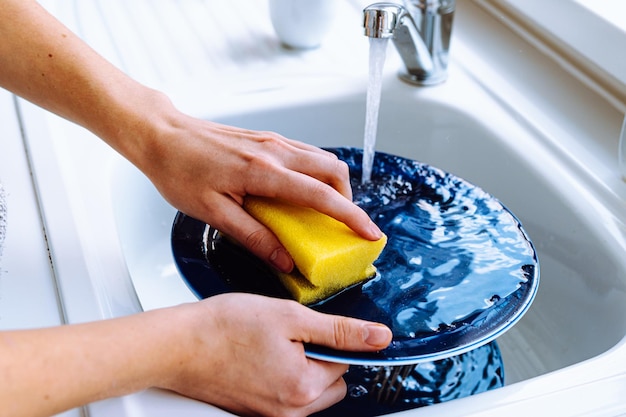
<box><xmin>299</xmin><ymin>310</ymin><xmax>393</xmax><ymax>352</ymax></box>
<box><xmin>301</xmin><ymin>375</ymin><xmax>348</xmax><ymax>416</ymax></box>
<box><xmin>280</xmin><ymin>146</ymin><xmax>354</xmax><ymax>201</ymax></box>
<box><xmin>211</xmin><ymin>197</ymin><xmax>294</xmax><ymax>273</ymax></box>
<box><xmin>253</xmin><ymin>168</ymin><xmax>382</xmax><ymax>241</ymax></box>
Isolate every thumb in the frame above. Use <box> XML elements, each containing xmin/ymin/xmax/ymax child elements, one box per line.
<box><xmin>304</xmin><ymin>312</ymin><xmax>392</xmax><ymax>352</ymax></box>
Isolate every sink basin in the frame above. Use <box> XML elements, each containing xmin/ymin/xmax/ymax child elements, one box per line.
<box><xmin>94</xmin><ymin>71</ymin><xmax>626</xmax><ymax>414</ymax></box>
<box><xmin>211</xmin><ymin>85</ymin><xmax>626</xmax><ymax>385</ymax></box>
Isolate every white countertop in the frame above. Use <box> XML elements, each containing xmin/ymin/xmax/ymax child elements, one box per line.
<box><xmin>0</xmin><ymin>89</ymin><xmax>64</xmax><ymax>330</ymax></box>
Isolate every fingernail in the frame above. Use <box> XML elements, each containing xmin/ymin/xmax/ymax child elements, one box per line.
<box><xmin>364</xmin><ymin>324</ymin><xmax>392</xmax><ymax>347</ymax></box>
<box><xmin>370</xmin><ymin>221</ymin><xmax>383</xmax><ymax>240</ymax></box>
<box><xmin>270</xmin><ymin>248</ymin><xmax>293</xmax><ymax>273</ymax></box>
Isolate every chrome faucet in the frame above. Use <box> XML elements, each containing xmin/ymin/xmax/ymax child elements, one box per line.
<box><xmin>363</xmin><ymin>1</ymin><xmax>455</xmax><ymax>86</ymax></box>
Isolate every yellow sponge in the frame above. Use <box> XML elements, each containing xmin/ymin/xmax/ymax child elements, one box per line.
<box><xmin>275</xmin><ymin>264</ymin><xmax>378</xmax><ymax>306</ymax></box>
<box><xmin>243</xmin><ymin>196</ymin><xmax>387</xmax><ymax>304</ymax></box>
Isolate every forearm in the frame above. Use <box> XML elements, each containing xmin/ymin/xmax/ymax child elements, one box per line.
<box><xmin>0</xmin><ymin>0</ymin><xmax>165</xmax><ymax>169</ymax></box>
<box><xmin>0</xmin><ymin>307</ymin><xmax>186</xmax><ymax>417</ymax></box>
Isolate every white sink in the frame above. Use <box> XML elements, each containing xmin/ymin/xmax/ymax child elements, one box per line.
<box><xmin>107</xmin><ymin>69</ymin><xmax>626</xmax><ymax>415</ymax></box>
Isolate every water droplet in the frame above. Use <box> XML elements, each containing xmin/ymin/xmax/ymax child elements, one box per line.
<box><xmin>348</xmin><ymin>384</ymin><xmax>369</xmax><ymax>398</ymax></box>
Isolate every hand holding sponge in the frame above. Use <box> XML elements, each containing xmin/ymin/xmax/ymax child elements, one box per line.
<box><xmin>244</xmin><ymin>196</ymin><xmax>387</xmax><ymax>305</ymax></box>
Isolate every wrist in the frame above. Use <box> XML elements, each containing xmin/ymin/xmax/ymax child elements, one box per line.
<box><xmin>146</xmin><ymin>302</ymin><xmax>216</xmax><ymax>392</ymax></box>
<box><xmin>95</xmin><ymin>84</ymin><xmax>181</xmax><ymax>172</ymax></box>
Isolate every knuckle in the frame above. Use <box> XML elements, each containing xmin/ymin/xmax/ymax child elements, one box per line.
<box><xmin>333</xmin><ymin>158</ymin><xmax>351</xmax><ymax>181</ymax></box>
<box><xmin>244</xmin><ymin>228</ymin><xmax>270</xmax><ymax>253</ymax></box>
<box><xmin>332</xmin><ymin>318</ymin><xmax>351</xmax><ymax>348</ymax></box>
<box><xmin>246</xmin><ymin>152</ymin><xmax>273</xmax><ymax>174</ymax></box>
<box><xmin>258</xmin><ymin>132</ymin><xmax>287</xmax><ymax>151</ymax></box>
<box><xmin>283</xmin><ymin>381</ymin><xmax>321</xmax><ymax>408</ymax></box>
<box><xmin>309</xmin><ymin>181</ymin><xmax>334</xmax><ymax>203</ymax></box>
<box><xmin>279</xmin><ymin>300</ymin><xmax>310</xmax><ymax>329</ymax></box>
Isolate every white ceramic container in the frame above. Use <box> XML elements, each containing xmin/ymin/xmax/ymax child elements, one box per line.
<box><xmin>269</xmin><ymin>0</ymin><xmax>335</xmax><ymax>49</ymax></box>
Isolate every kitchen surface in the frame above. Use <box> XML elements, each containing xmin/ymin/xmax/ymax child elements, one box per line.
<box><xmin>2</xmin><ymin>1</ymin><xmax>626</xmax><ymax>416</ymax></box>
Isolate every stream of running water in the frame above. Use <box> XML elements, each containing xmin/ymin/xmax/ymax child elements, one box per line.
<box><xmin>361</xmin><ymin>37</ymin><xmax>389</xmax><ymax>184</ymax></box>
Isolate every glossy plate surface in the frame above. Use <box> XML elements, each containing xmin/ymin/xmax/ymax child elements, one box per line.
<box><xmin>172</xmin><ymin>148</ymin><xmax>539</xmax><ymax>365</ymax></box>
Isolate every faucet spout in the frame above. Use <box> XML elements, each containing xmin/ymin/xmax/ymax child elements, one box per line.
<box><xmin>363</xmin><ymin>1</ymin><xmax>454</xmax><ymax>86</ymax></box>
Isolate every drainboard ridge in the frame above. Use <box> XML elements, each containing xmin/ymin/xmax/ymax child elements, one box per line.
<box><xmin>0</xmin><ymin>182</ymin><xmax>6</xmax><ymax>261</ymax></box>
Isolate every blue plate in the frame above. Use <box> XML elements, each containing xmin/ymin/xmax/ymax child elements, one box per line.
<box><xmin>171</xmin><ymin>147</ymin><xmax>539</xmax><ymax>365</ymax></box>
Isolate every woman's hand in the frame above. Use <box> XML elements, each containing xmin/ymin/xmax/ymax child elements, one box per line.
<box><xmin>158</xmin><ymin>293</ymin><xmax>392</xmax><ymax>417</ymax></box>
<box><xmin>135</xmin><ymin>106</ymin><xmax>383</xmax><ymax>273</ymax></box>
<box><xmin>0</xmin><ymin>293</ymin><xmax>392</xmax><ymax>417</ymax></box>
